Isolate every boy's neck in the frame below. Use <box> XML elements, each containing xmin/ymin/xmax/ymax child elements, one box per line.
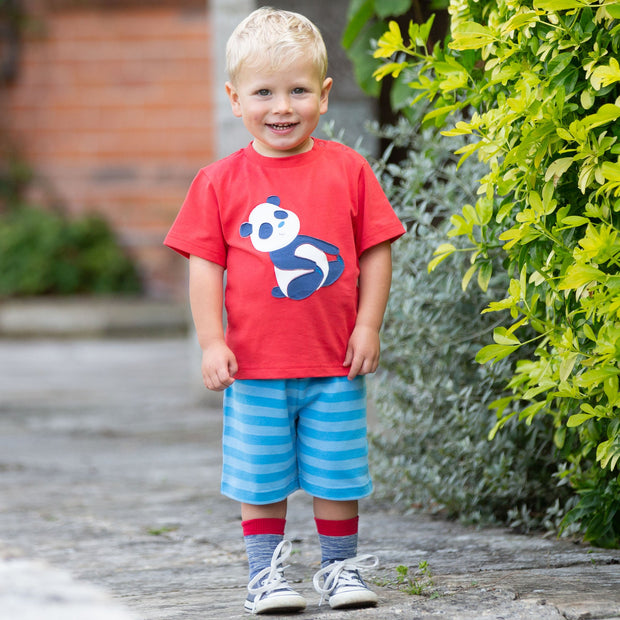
<box><xmin>251</xmin><ymin>137</ymin><xmax>315</xmax><ymax>158</ymax></box>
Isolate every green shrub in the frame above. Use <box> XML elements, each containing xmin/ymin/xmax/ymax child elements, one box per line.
<box><xmin>0</xmin><ymin>206</ymin><xmax>142</xmax><ymax>297</ymax></box>
<box><xmin>372</xmin><ymin>0</ymin><xmax>620</xmax><ymax>546</ymax></box>
<box><xmin>367</xmin><ymin>119</ymin><xmax>573</xmax><ymax>529</ymax></box>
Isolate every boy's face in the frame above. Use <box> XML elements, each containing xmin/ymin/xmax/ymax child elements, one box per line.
<box><xmin>225</xmin><ymin>57</ymin><xmax>332</xmax><ymax>158</ymax></box>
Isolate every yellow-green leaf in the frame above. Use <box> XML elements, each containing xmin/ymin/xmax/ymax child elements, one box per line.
<box><xmin>428</xmin><ymin>243</ymin><xmax>456</xmax><ymax>272</ymax></box>
<box><xmin>559</xmin><ymin>353</ymin><xmax>579</xmax><ymax>382</ymax></box>
<box><xmin>493</xmin><ymin>327</ymin><xmax>520</xmax><ymax>346</ymax></box>
<box><xmin>601</xmin><ymin>161</ymin><xmax>620</xmax><ymax>182</ymax></box>
<box><xmin>534</xmin><ymin>0</ymin><xmax>584</xmax><ymax>9</ymax></box>
<box><xmin>567</xmin><ymin>412</ymin><xmax>595</xmax><ymax>427</ymax></box>
<box><xmin>449</xmin><ymin>22</ymin><xmax>497</xmax><ymax>51</ymax></box>
<box><xmin>476</xmin><ymin>343</ymin><xmax>519</xmax><ymax>364</ymax></box>
<box><xmin>560</xmin><ymin>215</ymin><xmax>589</xmax><ymax>228</ymax></box>
<box><xmin>461</xmin><ymin>263</ymin><xmax>477</xmax><ymax>291</ymax></box>
<box><xmin>545</xmin><ymin>157</ymin><xmax>573</xmax><ymax>183</ymax></box>
<box><xmin>590</xmin><ymin>57</ymin><xmax>620</xmax><ymax>91</ymax></box>
<box><xmin>373</xmin><ymin>61</ymin><xmax>409</xmax><ymax>81</ymax></box>
<box><xmin>478</xmin><ymin>261</ymin><xmax>493</xmax><ymax>292</ymax></box>
<box><xmin>582</xmin><ymin>104</ymin><xmax>620</xmax><ymax>130</ymax></box>
<box><xmin>558</xmin><ymin>264</ymin><xmax>607</xmax><ymax>290</ymax></box>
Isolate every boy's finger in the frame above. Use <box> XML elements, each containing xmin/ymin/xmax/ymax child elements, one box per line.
<box><xmin>216</xmin><ymin>366</ymin><xmax>234</xmax><ymax>386</ymax></box>
<box><xmin>343</xmin><ymin>347</ymin><xmax>353</xmax><ymax>368</ymax></box>
<box><xmin>347</xmin><ymin>355</ymin><xmax>364</xmax><ymax>379</ymax></box>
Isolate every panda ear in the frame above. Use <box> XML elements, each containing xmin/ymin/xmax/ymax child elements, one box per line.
<box><xmin>266</xmin><ymin>195</ymin><xmax>280</xmax><ymax>206</ymax></box>
<box><xmin>240</xmin><ymin>222</ymin><xmax>252</xmax><ymax>237</ymax></box>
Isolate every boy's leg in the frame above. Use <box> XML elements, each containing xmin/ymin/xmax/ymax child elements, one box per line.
<box><xmin>222</xmin><ymin>379</ymin><xmax>305</xmax><ymax>613</ymax></box>
<box><xmin>313</xmin><ymin>498</ymin><xmax>359</xmax><ymax>567</ymax></box>
<box><xmin>242</xmin><ymin>500</ymin><xmax>306</xmax><ymax>615</ymax></box>
<box><xmin>311</xmin><ymin>499</ymin><xmax>378</xmax><ymax>610</ymax></box>
<box><xmin>242</xmin><ymin>500</ymin><xmax>287</xmax><ymax>579</ymax></box>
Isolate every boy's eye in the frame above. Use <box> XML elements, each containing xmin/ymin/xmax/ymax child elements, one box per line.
<box><xmin>292</xmin><ymin>87</ymin><xmax>305</xmax><ymax>95</ymax></box>
<box><xmin>257</xmin><ymin>89</ymin><xmax>270</xmax><ymax>96</ymax></box>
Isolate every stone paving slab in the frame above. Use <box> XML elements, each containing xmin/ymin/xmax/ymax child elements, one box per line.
<box><xmin>0</xmin><ymin>297</ymin><xmax>188</xmax><ymax>338</ymax></box>
<box><xmin>0</xmin><ymin>338</ymin><xmax>619</xmax><ymax>619</ymax></box>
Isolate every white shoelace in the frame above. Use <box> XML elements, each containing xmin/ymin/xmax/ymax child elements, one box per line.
<box><xmin>247</xmin><ymin>540</ymin><xmax>294</xmax><ymax>613</ymax></box>
<box><xmin>312</xmin><ymin>554</ymin><xmax>379</xmax><ymax>606</ymax></box>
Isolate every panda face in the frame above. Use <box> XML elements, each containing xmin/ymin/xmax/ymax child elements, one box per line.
<box><xmin>240</xmin><ymin>202</ymin><xmax>300</xmax><ymax>252</ymax></box>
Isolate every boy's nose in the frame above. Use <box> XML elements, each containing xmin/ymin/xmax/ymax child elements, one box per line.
<box><xmin>273</xmin><ymin>94</ymin><xmax>293</xmax><ymax>114</ymax></box>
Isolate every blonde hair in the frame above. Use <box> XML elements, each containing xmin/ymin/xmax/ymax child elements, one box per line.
<box><xmin>226</xmin><ymin>7</ymin><xmax>328</xmax><ymax>84</ymax></box>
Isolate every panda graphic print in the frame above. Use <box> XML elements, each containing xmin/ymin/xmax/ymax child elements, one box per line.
<box><xmin>239</xmin><ymin>195</ymin><xmax>345</xmax><ymax>301</ymax></box>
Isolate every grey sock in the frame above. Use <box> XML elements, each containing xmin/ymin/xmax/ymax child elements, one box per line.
<box><xmin>318</xmin><ymin>533</ymin><xmax>358</xmax><ymax>568</ymax></box>
<box><xmin>244</xmin><ymin>534</ymin><xmax>283</xmax><ymax>579</ymax></box>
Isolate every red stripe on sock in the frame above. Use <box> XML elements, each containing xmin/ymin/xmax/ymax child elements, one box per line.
<box><xmin>241</xmin><ymin>518</ymin><xmax>286</xmax><ymax>537</ymax></box>
<box><xmin>314</xmin><ymin>516</ymin><xmax>359</xmax><ymax>537</ymax></box>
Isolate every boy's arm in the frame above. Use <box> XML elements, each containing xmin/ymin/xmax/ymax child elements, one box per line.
<box><xmin>189</xmin><ymin>255</ymin><xmax>238</xmax><ymax>391</ymax></box>
<box><xmin>344</xmin><ymin>241</ymin><xmax>392</xmax><ymax>380</ymax></box>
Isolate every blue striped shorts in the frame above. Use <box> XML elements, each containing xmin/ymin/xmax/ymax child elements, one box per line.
<box><xmin>221</xmin><ymin>376</ymin><xmax>373</xmax><ymax>505</ymax></box>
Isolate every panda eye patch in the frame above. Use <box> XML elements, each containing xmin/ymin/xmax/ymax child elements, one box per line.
<box><xmin>259</xmin><ymin>222</ymin><xmax>273</xmax><ymax>239</ymax></box>
<box><xmin>274</xmin><ymin>210</ymin><xmax>288</xmax><ymax>220</ymax></box>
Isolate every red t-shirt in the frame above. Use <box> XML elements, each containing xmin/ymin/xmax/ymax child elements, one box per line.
<box><xmin>164</xmin><ymin>139</ymin><xmax>405</xmax><ymax>379</ymax></box>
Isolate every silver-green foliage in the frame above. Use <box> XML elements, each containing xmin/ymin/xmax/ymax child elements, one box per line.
<box><xmin>369</xmin><ymin>119</ymin><xmax>571</xmax><ymax>527</ymax></box>
<box><xmin>371</xmin><ymin>0</ymin><xmax>620</xmax><ymax>548</ymax></box>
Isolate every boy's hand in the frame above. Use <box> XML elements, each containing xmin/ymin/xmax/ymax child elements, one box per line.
<box><xmin>343</xmin><ymin>325</ymin><xmax>380</xmax><ymax>380</ymax></box>
<box><xmin>201</xmin><ymin>340</ymin><xmax>238</xmax><ymax>391</ymax></box>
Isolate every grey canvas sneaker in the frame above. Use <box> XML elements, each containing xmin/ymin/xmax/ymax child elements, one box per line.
<box><xmin>312</xmin><ymin>554</ymin><xmax>379</xmax><ymax>609</ymax></box>
<box><xmin>244</xmin><ymin>540</ymin><xmax>306</xmax><ymax>615</ymax></box>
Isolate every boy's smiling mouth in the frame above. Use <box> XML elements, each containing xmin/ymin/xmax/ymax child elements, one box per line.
<box><xmin>267</xmin><ymin>122</ymin><xmax>298</xmax><ymax>131</ymax></box>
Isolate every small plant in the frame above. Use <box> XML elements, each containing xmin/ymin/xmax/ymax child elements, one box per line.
<box><xmin>393</xmin><ymin>562</ymin><xmax>435</xmax><ymax>596</ymax></box>
<box><xmin>146</xmin><ymin>525</ymin><xmax>179</xmax><ymax>536</ymax></box>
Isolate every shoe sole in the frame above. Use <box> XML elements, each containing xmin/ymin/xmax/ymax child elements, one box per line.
<box><xmin>244</xmin><ymin>594</ymin><xmax>307</xmax><ymax>615</ymax></box>
<box><xmin>329</xmin><ymin>591</ymin><xmax>378</xmax><ymax>610</ymax></box>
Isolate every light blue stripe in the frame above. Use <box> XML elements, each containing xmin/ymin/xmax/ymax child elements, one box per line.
<box><xmin>298</xmin><ymin>425</ymin><xmax>367</xmax><ymax>442</ymax></box>
<box><xmin>223</xmin><ymin>426</ymin><xmax>291</xmax><ymax>447</ymax></box>
<box><xmin>225</xmin><ymin>411</ymin><xmax>292</xmax><ymax>427</ymax></box>
<box><xmin>301</xmin><ymin>453</ymin><xmax>369</xmax><ymax>471</ymax></box>
<box><xmin>224</xmin><ymin>416</ymin><xmax>291</xmax><ymax>438</ymax></box>
<box><xmin>304</xmin><ymin>400</ymin><xmax>367</xmax><ymax>415</ymax></box>
<box><xmin>223</xmin><ymin>461</ymin><xmax>297</xmax><ymax>484</ymax></box>
<box><xmin>297</xmin><ymin>442</ymin><xmax>367</xmax><ymax>461</ymax></box>
<box><xmin>227</xmin><ymin>393</ymin><xmax>287</xmax><ymax>410</ymax></box>
<box><xmin>301</xmin><ymin>470</ymin><xmax>370</xmax><ymax>490</ymax></box>
<box><xmin>223</xmin><ymin>435</ymin><xmax>292</xmax><ymax>456</ymax></box>
<box><xmin>224</xmin><ymin>444</ymin><xmax>295</xmax><ymax>466</ymax></box>
<box><xmin>223</xmin><ymin>460</ymin><xmax>296</xmax><ymax>483</ymax></box>
<box><xmin>301</xmin><ymin>461</ymin><xmax>369</xmax><ymax>481</ymax></box>
<box><xmin>301</xmin><ymin>480</ymin><xmax>373</xmax><ymax>501</ymax></box>
<box><xmin>299</xmin><ymin>415</ymin><xmax>367</xmax><ymax>432</ymax></box>
<box><xmin>234</xmin><ymin>380</ymin><xmax>287</xmax><ymax>399</ymax></box>
<box><xmin>221</xmin><ymin>480</ymin><xmax>300</xmax><ymax>505</ymax></box>
<box><xmin>224</xmin><ymin>397</ymin><xmax>285</xmax><ymax>414</ymax></box>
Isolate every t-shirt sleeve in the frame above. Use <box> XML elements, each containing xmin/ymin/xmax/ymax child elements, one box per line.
<box><xmin>163</xmin><ymin>170</ymin><xmax>227</xmax><ymax>266</ymax></box>
<box><xmin>355</xmin><ymin>160</ymin><xmax>406</xmax><ymax>255</ymax></box>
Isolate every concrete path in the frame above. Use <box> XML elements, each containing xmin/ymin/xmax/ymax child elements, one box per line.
<box><xmin>1</xmin><ymin>337</ymin><xmax>619</xmax><ymax>619</ymax></box>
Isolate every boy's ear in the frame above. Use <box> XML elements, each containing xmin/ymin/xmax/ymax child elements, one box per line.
<box><xmin>320</xmin><ymin>77</ymin><xmax>333</xmax><ymax>115</ymax></box>
<box><xmin>225</xmin><ymin>81</ymin><xmax>243</xmax><ymax>118</ymax></box>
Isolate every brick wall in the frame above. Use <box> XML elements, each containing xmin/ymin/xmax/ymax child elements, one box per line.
<box><xmin>1</xmin><ymin>1</ymin><xmax>214</xmax><ymax>298</ymax></box>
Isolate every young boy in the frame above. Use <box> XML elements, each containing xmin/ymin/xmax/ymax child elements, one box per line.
<box><xmin>165</xmin><ymin>7</ymin><xmax>405</xmax><ymax>615</ymax></box>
